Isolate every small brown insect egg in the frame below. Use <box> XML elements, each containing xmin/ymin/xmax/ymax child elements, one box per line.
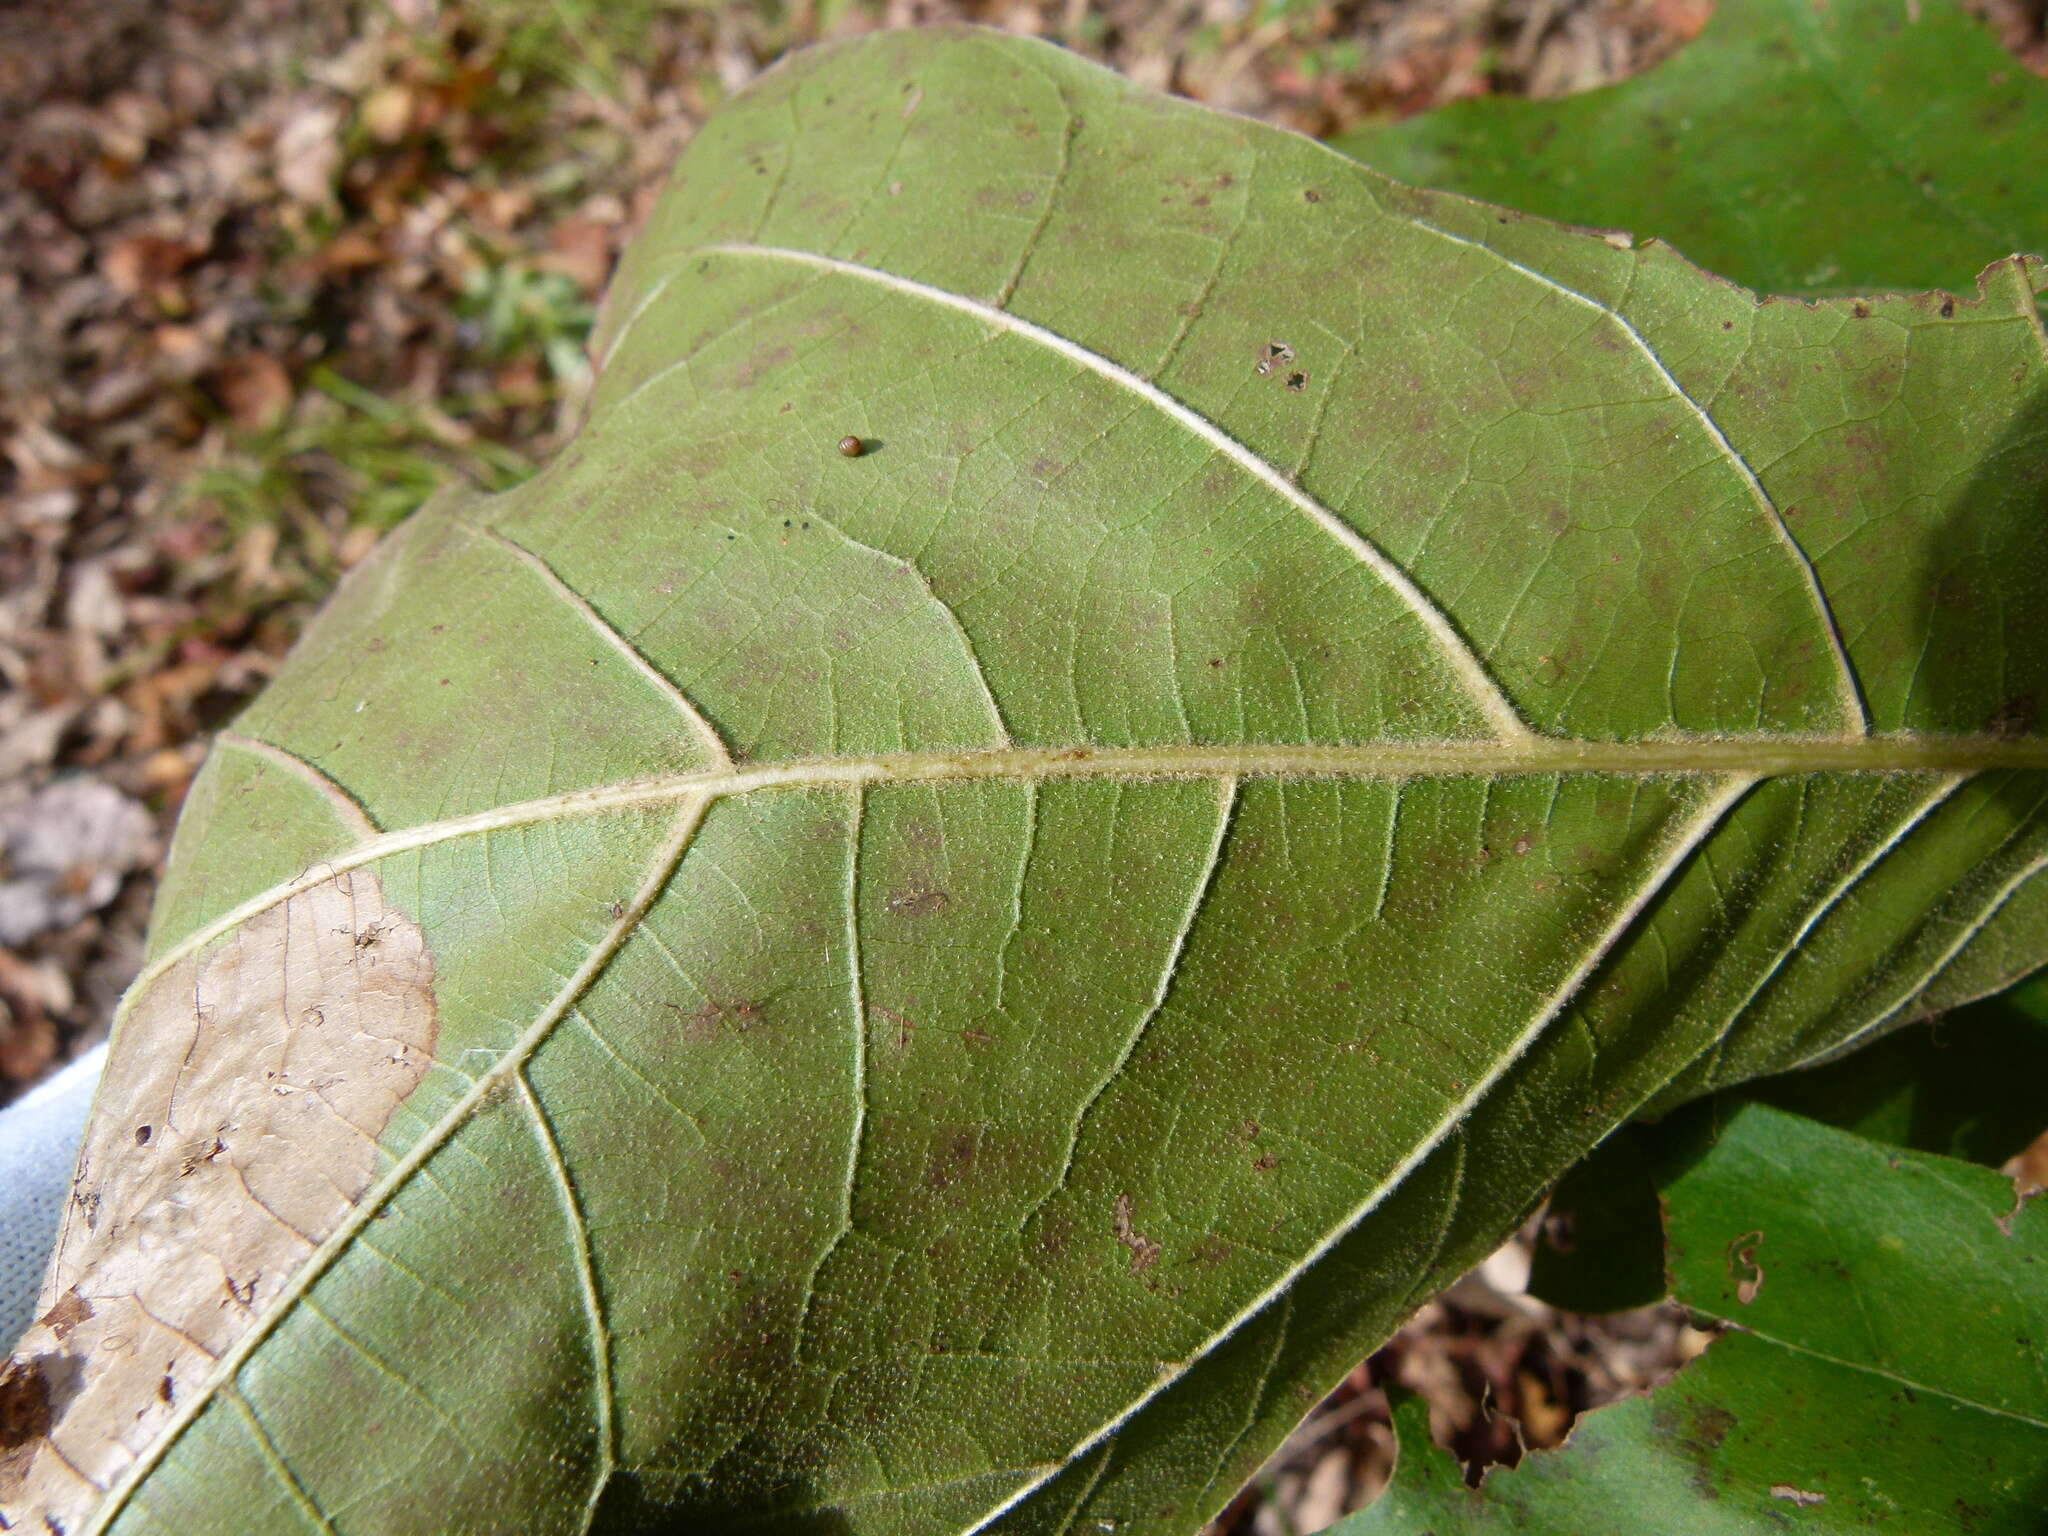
<box><xmin>837</xmin><ymin>435</ymin><xmax>864</xmax><ymax>458</ymax></box>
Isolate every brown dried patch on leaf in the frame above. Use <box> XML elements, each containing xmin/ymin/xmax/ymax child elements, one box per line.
<box><xmin>0</xmin><ymin>869</ymin><xmax>436</xmax><ymax>1532</ymax></box>
<box><xmin>0</xmin><ymin>1359</ymin><xmax>52</xmax><ymax>1451</ymax></box>
<box><xmin>1113</xmin><ymin>1191</ymin><xmax>1163</xmax><ymax>1275</ymax></box>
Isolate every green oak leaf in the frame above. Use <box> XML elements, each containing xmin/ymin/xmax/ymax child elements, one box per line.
<box><xmin>5</xmin><ymin>27</ymin><xmax>2048</xmax><ymax>1536</ymax></box>
<box><xmin>1340</xmin><ymin>1103</ymin><xmax>2048</xmax><ymax>1533</ymax></box>
<box><xmin>1332</xmin><ymin>0</ymin><xmax>2048</xmax><ymax>297</ymax></box>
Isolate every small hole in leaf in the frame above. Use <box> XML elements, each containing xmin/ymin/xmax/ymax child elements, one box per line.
<box><xmin>135</xmin><ymin>1125</ymin><xmax>152</xmax><ymax>1146</ymax></box>
<box><xmin>1256</xmin><ymin>341</ymin><xmax>1294</xmax><ymax>376</ymax></box>
<box><xmin>1285</xmin><ymin>371</ymin><xmax>1307</xmax><ymax>392</ymax></box>
<box><xmin>1727</xmin><ymin>1228</ymin><xmax>1766</xmax><ymax>1304</ymax></box>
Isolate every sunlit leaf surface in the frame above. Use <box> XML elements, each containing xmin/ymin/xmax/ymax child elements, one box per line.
<box><xmin>6</xmin><ymin>29</ymin><xmax>2047</xmax><ymax>1536</ymax></box>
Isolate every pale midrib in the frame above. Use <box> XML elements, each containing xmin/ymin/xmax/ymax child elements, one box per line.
<box><xmin>961</xmin><ymin>772</ymin><xmax>1762</xmax><ymax>1534</ymax></box>
<box><xmin>1383</xmin><ymin>205</ymin><xmax>1871</xmax><ymax>734</ymax></box>
<box><xmin>122</xmin><ymin>734</ymin><xmax>2048</xmax><ymax>1018</ymax></box>
<box><xmin>82</xmin><ymin>799</ymin><xmax>713</xmax><ymax>1536</ymax></box>
<box><xmin>1739</xmin><ymin>1328</ymin><xmax>2048</xmax><ymax>1434</ymax></box>
<box><xmin>1792</xmin><ymin>842</ymin><xmax>2048</xmax><ymax>1071</ymax></box>
<box><xmin>649</xmin><ymin>242</ymin><xmax>1534</xmax><ymax>743</ymax></box>
<box><xmin>82</xmin><ymin>58</ymin><xmax>2048</xmax><ymax>1534</ymax></box>
<box><xmin>84</xmin><ymin>743</ymin><xmax>2046</xmax><ymax>1532</ymax></box>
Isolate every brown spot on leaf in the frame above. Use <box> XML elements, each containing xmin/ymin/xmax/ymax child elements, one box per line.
<box><xmin>1038</xmin><ymin>1209</ymin><xmax>1071</xmax><ymax>1258</ymax></box>
<box><xmin>872</xmin><ymin>1004</ymin><xmax>917</xmax><ymax>1049</ymax></box>
<box><xmin>35</xmin><ymin>1296</ymin><xmax>90</xmax><ymax>1345</ymax></box>
<box><xmin>1688</xmin><ymin>1399</ymin><xmax>1736</xmax><ymax>1451</ymax></box>
<box><xmin>0</xmin><ymin>1359</ymin><xmax>52</xmax><ymax>1450</ymax></box>
<box><xmin>731</xmin><ymin>342</ymin><xmax>794</xmax><ymax>389</ymax></box>
<box><xmin>885</xmin><ymin>889</ymin><xmax>950</xmax><ymax>917</ymax></box>
<box><xmin>666</xmin><ymin>998</ymin><xmax>763</xmax><ymax>1043</ymax></box>
<box><xmin>927</xmin><ymin>1129</ymin><xmax>978</xmax><ymax>1190</ymax></box>
<box><xmin>1988</xmin><ymin>692</ymin><xmax>2036</xmax><ymax>738</ymax></box>
<box><xmin>1255</xmin><ymin>341</ymin><xmax>1294</xmax><ymax>377</ymax></box>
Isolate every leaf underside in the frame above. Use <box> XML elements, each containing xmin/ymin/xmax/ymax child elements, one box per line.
<box><xmin>6</xmin><ymin>28</ymin><xmax>2048</xmax><ymax>1536</ymax></box>
<box><xmin>1333</xmin><ymin>0</ymin><xmax>2048</xmax><ymax>299</ymax></box>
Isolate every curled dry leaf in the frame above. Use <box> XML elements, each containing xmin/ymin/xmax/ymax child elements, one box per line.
<box><xmin>0</xmin><ymin>782</ymin><xmax>156</xmax><ymax>948</ymax></box>
<box><xmin>272</xmin><ymin>100</ymin><xmax>343</xmax><ymax>208</ymax></box>
<box><xmin>215</xmin><ymin>353</ymin><xmax>293</xmax><ymax>435</ymax></box>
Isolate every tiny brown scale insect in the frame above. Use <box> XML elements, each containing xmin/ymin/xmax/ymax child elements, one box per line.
<box><xmin>837</xmin><ymin>435</ymin><xmax>864</xmax><ymax>457</ymax></box>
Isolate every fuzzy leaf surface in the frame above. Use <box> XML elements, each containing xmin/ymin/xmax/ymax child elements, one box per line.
<box><xmin>6</xmin><ymin>29</ymin><xmax>2048</xmax><ymax>1536</ymax></box>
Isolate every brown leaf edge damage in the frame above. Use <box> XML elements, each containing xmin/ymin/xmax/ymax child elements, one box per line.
<box><xmin>0</xmin><ymin>870</ymin><xmax>436</xmax><ymax>1533</ymax></box>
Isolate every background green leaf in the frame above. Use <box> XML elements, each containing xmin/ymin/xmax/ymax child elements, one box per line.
<box><xmin>1529</xmin><ymin>979</ymin><xmax>2048</xmax><ymax>1311</ymax></box>
<box><xmin>1332</xmin><ymin>0</ymin><xmax>2048</xmax><ymax>297</ymax></box>
<box><xmin>1339</xmin><ymin>1104</ymin><xmax>2048</xmax><ymax>1533</ymax></box>
<box><xmin>7</xmin><ymin>29</ymin><xmax>2048</xmax><ymax>1536</ymax></box>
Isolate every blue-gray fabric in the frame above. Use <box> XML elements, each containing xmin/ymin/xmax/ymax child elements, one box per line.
<box><xmin>0</xmin><ymin>1044</ymin><xmax>103</xmax><ymax>1343</ymax></box>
